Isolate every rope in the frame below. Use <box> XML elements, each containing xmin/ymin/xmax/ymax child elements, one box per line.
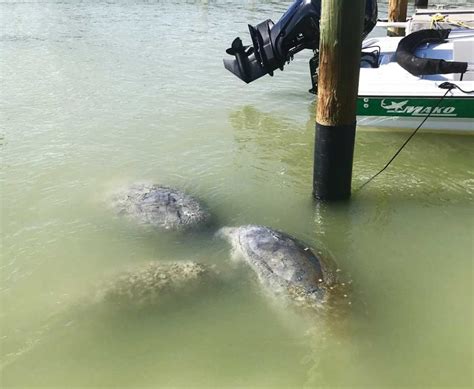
<box><xmin>430</xmin><ymin>13</ymin><xmax>474</xmax><ymax>30</ymax></box>
<box><xmin>430</xmin><ymin>13</ymin><xmax>447</xmax><ymax>29</ymax></box>
<box><xmin>355</xmin><ymin>83</ymin><xmax>465</xmax><ymax>192</ymax></box>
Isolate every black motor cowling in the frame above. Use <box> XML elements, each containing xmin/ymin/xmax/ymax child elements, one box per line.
<box><xmin>224</xmin><ymin>0</ymin><xmax>378</xmax><ymax>83</ymax></box>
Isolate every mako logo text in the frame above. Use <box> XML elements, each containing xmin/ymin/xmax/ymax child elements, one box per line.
<box><xmin>380</xmin><ymin>99</ymin><xmax>457</xmax><ymax>116</ymax></box>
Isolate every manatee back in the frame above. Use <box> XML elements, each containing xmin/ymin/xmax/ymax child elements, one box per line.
<box><xmin>238</xmin><ymin>226</ymin><xmax>326</xmax><ymax>293</ymax></box>
<box><xmin>98</xmin><ymin>262</ymin><xmax>219</xmax><ymax>307</ymax></box>
<box><xmin>110</xmin><ymin>183</ymin><xmax>209</xmax><ymax>230</ymax></box>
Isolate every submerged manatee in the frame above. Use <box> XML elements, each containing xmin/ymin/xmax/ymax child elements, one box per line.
<box><xmin>217</xmin><ymin>225</ymin><xmax>337</xmax><ymax>307</ymax></box>
<box><xmin>1</xmin><ymin>262</ymin><xmax>220</xmax><ymax>370</ymax></box>
<box><xmin>98</xmin><ymin>261</ymin><xmax>219</xmax><ymax>307</ymax></box>
<box><xmin>110</xmin><ymin>183</ymin><xmax>209</xmax><ymax>230</ymax></box>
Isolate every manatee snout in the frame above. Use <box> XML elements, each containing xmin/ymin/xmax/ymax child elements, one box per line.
<box><xmin>214</xmin><ymin>226</ymin><xmax>236</xmax><ymax>240</ymax></box>
<box><xmin>215</xmin><ymin>227</ymin><xmax>247</xmax><ymax>263</ymax></box>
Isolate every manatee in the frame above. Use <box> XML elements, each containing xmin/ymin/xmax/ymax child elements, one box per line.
<box><xmin>98</xmin><ymin>261</ymin><xmax>219</xmax><ymax>307</ymax></box>
<box><xmin>217</xmin><ymin>225</ymin><xmax>337</xmax><ymax>307</ymax></box>
<box><xmin>0</xmin><ymin>261</ymin><xmax>220</xmax><ymax>370</ymax></box>
<box><xmin>110</xmin><ymin>183</ymin><xmax>209</xmax><ymax>230</ymax></box>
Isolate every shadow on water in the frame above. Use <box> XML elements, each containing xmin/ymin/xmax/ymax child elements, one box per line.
<box><xmin>228</xmin><ymin>104</ymin><xmax>315</xmax><ymax>189</ymax></box>
<box><xmin>229</xmin><ymin>104</ymin><xmax>474</xmax><ymax>204</ymax></box>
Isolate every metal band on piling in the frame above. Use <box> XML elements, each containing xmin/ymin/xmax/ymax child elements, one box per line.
<box><xmin>415</xmin><ymin>0</ymin><xmax>428</xmax><ymax>9</ymax></box>
<box><xmin>314</xmin><ymin>124</ymin><xmax>356</xmax><ymax>200</ymax></box>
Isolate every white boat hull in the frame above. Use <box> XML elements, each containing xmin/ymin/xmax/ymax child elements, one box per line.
<box><xmin>357</xmin><ymin>115</ymin><xmax>473</xmax><ymax>133</ymax></box>
<box><xmin>357</xmin><ymin>18</ymin><xmax>474</xmax><ymax>134</ymax></box>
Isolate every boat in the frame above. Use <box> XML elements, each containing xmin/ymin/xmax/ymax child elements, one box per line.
<box><xmin>357</xmin><ymin>7</ymin><xmax>474</xmax><ymax>133</ymax></box>
<box><xmin>222</xmin><ymin>2</ymin><xmax>473</xmax><ymax>133</ymax></box>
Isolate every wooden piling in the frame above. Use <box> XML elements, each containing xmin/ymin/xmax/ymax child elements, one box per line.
<box><xmin>313</xmin><ymin>0</ymin><xmax>365</xmax><ymax>201</ymax></box>
<box><xmin>388</xmin><ymin>0</ymin><xmax>408</xmax><ymax>36</ymax></box>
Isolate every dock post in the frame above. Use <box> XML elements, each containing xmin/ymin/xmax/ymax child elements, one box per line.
<box><xmin>312</xmin><ymin>0</ymin><xmax>365</xmax><ymax>201</ymax></box>
<box><xmin>415</xmin><ymin>0</ymin><xmax>428</xmax><ymax>9</ymax></box>
<box><xmin>388</xmin><ymin>0</ymin><xmax>408</xmax><ymax>36</ymax></box>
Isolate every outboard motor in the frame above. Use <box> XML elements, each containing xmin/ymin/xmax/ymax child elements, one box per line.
<box><xmin>224</xmin><ymin>0</ymin><xmax>378</xmax><ymax>86</ymax></box>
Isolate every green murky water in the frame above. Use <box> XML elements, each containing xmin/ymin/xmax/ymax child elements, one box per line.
<box><xmin>1</xmin><ymin>1</ymin><xmax>473</xmax><ymax>387</ymax></box>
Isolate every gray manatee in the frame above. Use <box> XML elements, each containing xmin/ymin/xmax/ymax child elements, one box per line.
<box><xmin>98</xmin><ymin>261</ymin><xmax>219</xmax><ymax>307</ymax></box>
<box><xmin>216</xmin><ymin>225</ymin><xmax>337</xmax><ymax>308</ymax></box>
<box><xmin>0</xmin><ymin>261</ymin><xmax>220</xmax><ymax>370</ymax></box>
<box><xmin>110</xmin><ymin>183</ymin><xmax>209</xmax><ymax>230</ymax></box>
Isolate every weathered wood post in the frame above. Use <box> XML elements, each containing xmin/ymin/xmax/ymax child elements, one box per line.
<box><xmin>313</xmin><ymin>0</ymin><xmax>365</xmax><ymax>201</ymax></box>
<box><xmin>388</xmin><ymin>0</ymin><xmax>408</xmax><ymax>36</ymax></box>
<box><xmin>415</xmin><ymin>0</ymin><xmax>428</xmax><ymax>9</ymax></box>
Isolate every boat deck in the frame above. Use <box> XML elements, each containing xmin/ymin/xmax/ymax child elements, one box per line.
<box><xmin>357</xmin><ymin>26</ymin><xmax>474</xmax><ymax>133</ymax></box>
<box><xmin>360</xmin><ymin>31</ymin><xmax>474</xmax><ymax>97</ymax></box>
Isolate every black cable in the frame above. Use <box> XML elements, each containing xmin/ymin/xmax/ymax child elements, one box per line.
<box><xmin>355</xmin><ymin>85</ymin><xmax>455</xmax><ymax>192</ymax></box>
<box><xmin>439</xmin><ymin>81</ymin><xmax>474</xmax><ymax>94</ymax></box>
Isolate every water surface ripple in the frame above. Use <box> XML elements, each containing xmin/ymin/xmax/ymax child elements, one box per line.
<box><xmin>1</xmin><ymin>1</ymin><xmax>473</xmax><ymax>387</ymax></box>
